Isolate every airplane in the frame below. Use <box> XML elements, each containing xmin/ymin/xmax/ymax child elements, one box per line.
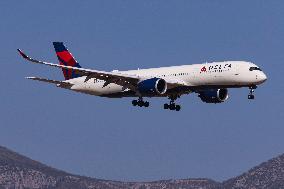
<box><xmin>18</xmin><ymin>42</ymin><xmax>267</xmax><ymax>111</ymax></box>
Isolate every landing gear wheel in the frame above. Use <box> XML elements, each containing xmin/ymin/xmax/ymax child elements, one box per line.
<box><xmin>248</xmin><ymin>95</ymin><xmax>255</xmax><ymax>99</ymax></box>
<box><xmin>169</xmin><ymin>103</ymin><xmax>176</xmax><ymax>110</ymax></box>
<box><xmin>137</xmin><ymin>101</ymin><xmax>144</xmax><ymax>107</ymax></box>
<box><xmin>132</xmin><ymin>100</ymin><xmax>138</xmax><ymax>106</ymax></box>
<box><xmin>163</xmin><ymin>103</ymin><xmax>181</xmax><ymax>111</ymax></box>
<box><xmin>144</xmin><ymin>101</ymin><xmax>149</xmax><ymax>107</ymax></box>
<box><xmin>132</xmin><ymin>98</ymin><xmax>150</xmax><ymax>108</ymax></box>
<box><xmin>164</xmin><ymin>103</ymin><xmax>169</xmax><ymax>109</ymax></box>
<box><xmin>164</xmin><ymin>95</ymin><xmax>182</xmax><ymax>111</ymax></box>
<box><xmin>175</xmin><ymin>105</ymin><xmax>181</xmax><ymax>111</ymax></box>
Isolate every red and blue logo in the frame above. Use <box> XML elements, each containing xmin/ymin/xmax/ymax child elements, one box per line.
<box><xmin>53</xmin><ymin>42</ymin><xmax>81</xmax><ymax>80</ymax></box>
<box><xmin>200</xmin><ymin>66</ymin><xmax>207</xmax><ymax>73</ymax></box>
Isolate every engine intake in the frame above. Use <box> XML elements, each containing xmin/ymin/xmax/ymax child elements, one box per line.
<box><xmin>137</xmin><ymin>78</ymin><xmax>167</xmax><ymax>95</ymax></box>
<box><xmin>199</xmin><ymin>88</ymin><xmax>229</xmax><ymax>103</ymax></box>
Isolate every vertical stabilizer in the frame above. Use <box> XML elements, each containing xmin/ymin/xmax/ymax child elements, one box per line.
<box><xmin>53</xmin><ymin>42</ymin><xmax>81</xmax><ymax>80</ymax></box>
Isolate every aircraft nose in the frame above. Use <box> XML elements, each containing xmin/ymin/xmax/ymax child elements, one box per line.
<box><xmin>259</xmin><ymin>72</ymin><xmax>267</xmax><ymax>83</ymax></box>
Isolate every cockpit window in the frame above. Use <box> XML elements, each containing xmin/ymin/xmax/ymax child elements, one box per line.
<box><xmin>249</xmin><ymin>67</ymin><xmax>262</xmax><ymax>71</ymax></box>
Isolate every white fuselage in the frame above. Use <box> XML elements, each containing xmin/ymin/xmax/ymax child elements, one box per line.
<box><xmin>64</xmin><ymin>61</ymin><xmax>267</xmax><ymax>97</ymax></box>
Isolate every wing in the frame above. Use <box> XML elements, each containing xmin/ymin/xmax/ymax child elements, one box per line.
<box><xmin>18</xmin><ymin>49</ymin><xmax>189</xmax><ymax>92</ymax></box>
<box><xmin>18</xmin><ymin>49</ymin><xmax>142</xmax><ymax>91</ymax></box>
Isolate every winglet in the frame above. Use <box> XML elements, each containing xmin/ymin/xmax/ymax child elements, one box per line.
<box><xmin>25</xmin><ymin>76</ymin><xmax>36</xmax><ymax>79</ymax></box>
<box><xmin>17</xmin><ymin>49</ymin><xmax>29</xmax><ymax>59</ymax></box>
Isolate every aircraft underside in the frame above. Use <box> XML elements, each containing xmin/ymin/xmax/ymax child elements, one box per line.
<box><xmin>73</xmin><ymin>83</ymin><xmax>259</xmax><ymax>111</ymax></box>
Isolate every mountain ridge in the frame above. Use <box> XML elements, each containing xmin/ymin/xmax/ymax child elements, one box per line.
<box><xmin>0</xmin><ymin>145</ymin><xmax>283</xmax><ymax>189</ymax></box>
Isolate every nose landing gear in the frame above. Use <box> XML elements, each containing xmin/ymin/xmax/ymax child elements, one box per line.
<box><xmin>248</xmin><ymin>85</ymin><xmax>257</xmax><ymax>100</ymax></box>
<box><xmin>132</xmin><ymin>97</ymin><xmax>149</xmax><ymax>107</ymax></box>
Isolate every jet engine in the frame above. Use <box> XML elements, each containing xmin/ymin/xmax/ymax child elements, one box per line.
<box><xmin>198</xmin><ymin>88</ymin><xmax>229</xmax><ymax>103</ymax></box>
<box><xmin>137</xmin><ymin>78</ymin><xmax>167</xmax><ymax>95</ymax></box>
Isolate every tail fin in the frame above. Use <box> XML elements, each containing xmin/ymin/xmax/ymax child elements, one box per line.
<box><xmin>53</xmin><ymin>42</ymin><xmax>81</xmax><ymax>80</ymax></box>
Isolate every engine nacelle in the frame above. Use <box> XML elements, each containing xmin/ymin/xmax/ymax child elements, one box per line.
<box><xmin>199</xmin><ymin>88</ymin><xmax>229</xmax><ymax>103</ymax></box>
<box><xmin>137</xmin><ymin>78</ymin><xmax>167</xmax><ymax>95</ymax></box>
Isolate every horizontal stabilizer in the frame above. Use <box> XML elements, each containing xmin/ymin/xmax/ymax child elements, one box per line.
<box><xmin>26</xmin><ymin>77</ymin><xmax>72</xmax><ymax>88</ymax></box>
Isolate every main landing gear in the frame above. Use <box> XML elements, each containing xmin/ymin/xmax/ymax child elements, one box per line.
<box><xmin>132</xmin><ymin>97</ymin><xmax>149</xmax><ymax>107</ymax></box>
<box><xmin>248</xmin><ymin>85</ymin><xmax>257</xmax><ymax>100</ymax></box>
<box><xmin>164</xmin><ymin>95</ymin><xmax>181</xmax><ymax>111</ymax></box>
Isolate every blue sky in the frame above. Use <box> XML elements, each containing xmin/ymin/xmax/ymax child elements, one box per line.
<box><xmin>1</xmin><ymin>1</ymin><xmax>284</xmax><ymax>182</ymax></box>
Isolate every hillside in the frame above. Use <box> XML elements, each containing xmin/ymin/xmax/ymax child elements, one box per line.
<box><xmin>222</xmin><ymin>154</ymin><xmax>284</xmax><ymax>189</ymax></box>
<box><xmin>1</xmin><ymin>145</ymin><xmax>284</xmax><ymax>188</ymax></box>
<box><xmin>0</xmin><ymin>146</ymin><xmax>219</xmax><ymax>189</ymax></box>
